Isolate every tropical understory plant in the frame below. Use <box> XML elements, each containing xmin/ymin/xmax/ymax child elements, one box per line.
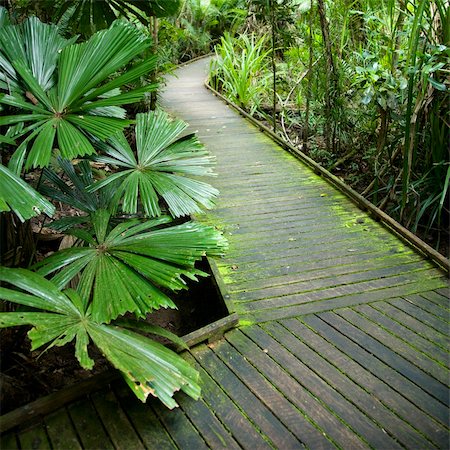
<box><xmin>0</xmin><ymin>8</ymin><xmax>226</xmax><ymax>407</ymax></box>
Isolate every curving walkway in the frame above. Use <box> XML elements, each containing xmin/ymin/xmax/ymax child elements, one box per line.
<box><xmin>2</xmin><ymin>58</ymin><xmax>449</xmax><ymax>449</ymax></box>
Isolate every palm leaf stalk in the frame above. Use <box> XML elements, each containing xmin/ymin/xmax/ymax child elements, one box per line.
<box><xmin>0</xmin><ymin>267</ymin><xmax>200</xmax><ymax>408</ymax></box>
<box><xmin>88</xmin><ymin>110</ymin><xmax>219</xmax><ymax>218</ymax></box>
<box><xmin>33</xmin><ymin>209</ymin><xmax>228</xmax><ymax>323</ymax></box>
<box><xmin>0</xmin><ymin>15</ymin><xmax>158</xmax><ymax>170</ymax></box>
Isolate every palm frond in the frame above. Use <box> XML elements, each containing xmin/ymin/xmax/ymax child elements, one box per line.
<box><xmin>0</xmin><ymin>267</ymin><xmax>200</xmax><ymax>408</ymax></box>
<box><xmin>0</xmin><ymin>163</ymin><xmax>55</xmax><ymax>222</ymax></box>
<box><xmin>33</xmin><ymin>210</ymin><xmax>227</xmax><ymax>323</ymax></box>
<box><xmin>0</xmin><ymin>18</ymin><xmax>157</xmax><ymax>169</ymax></box>
<box><xmin>89</xmin><ymin>111</ymin><xmax>219</xmax><ymax>218</ymax></box>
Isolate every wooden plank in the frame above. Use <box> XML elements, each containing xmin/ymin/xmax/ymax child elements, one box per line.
<box><xmin>390</xmin><ymin>298</ymin><xmax>449</xmax><ymax>335</ymax></box>
<box><xmin>244</xmin><ymin>277</ymin><xmax>448</xmax><ymax>323</ymax></box>
<box><xmin>434</xmin><ymin>288</ymin><xmax>450</xmax><ymax>300</ymax></box>
<box><xmin>210</xmin><ymin>338</ymin><xmax>329</xmax><ymax>449</ymax></box>
<box><xmin>178</xmin><ymin>393</ymin><xmax>242</xmax><ymax>450</ymax></box>
<box><xmin>113</xmin><ymin>382</ymin><xmax>177</xmax><ymax>450</ymax></box>
<box><xmin>219</xmin><ymin>249</ymin><xmax>411</xmax><ymax>285</ymax></box>
<box><xmin>235</xmin><ymin>262</ymin><xmax>432</xmax><ymax>302</ymax></box>
<box><xmin>403</xmin><ymin>293</ymin><xmax>450</xmax><ymax>317</ymax></box>
<box><xmin>420</xmin><ymin>290</ymin><xmax>450</xmax><ymax>308</ymax></box>
<box><xmin>44</xmin><ymin>408</ymin><xmax>82</xmax><ymax>450</ymax></box>
<box><xmin>0</xmin><ymin>432</ymin><xmax>18</xmax><ymax>450</ymax></box>
<box><xmin>91</xmin><ymin>389</ymin><xmax>144</xmax><ymax>450</ymax></box>
<box><xmin>17</xmin><ymin>424</ymin><xmax>51</xmax><ymax>450</ymax></box>
<box><xmin>262</xmin><ymin>320</ymin><xmax>436</xmax><ymax>449</ymax></box>
<box><xmin>68</xmin><ymin>399</ymin><xmax>114</xmax><ymax>450</ymax></box>
<box><xmin>189</xmin><ymin>346</ymin><xmax>291</xmax><ymax>449</ymax></box>
<box><xmin>354</xmin><ymin>304</ymin><xmax>449</xmax><ymax>367</ymax></box>
<box><xmin>0</xmin><ymin>371</ymin><xmax>119</xmax><ymax>433</ymax></box>
<box><xmin>283</xmin><ymin>317</ymin><xmax>448</xmax><ymax>448</ymax></box>
<box><xmin>226</xmin><ymin>330</ymin><xmax>369</xmax><ymax>450</ymax></box>
<box><xmin>241</xmin><ymin>325</ymin><xmax>402</xmax><ymax>450</ymax></box>
<box><xmin>151</xmin><ymin>396</ymin><xmax>209</xmax><ymax>450</ymax></box>
<box><xmin>302</xmin><ymin>314</ymin><xmax>449</xmax><ymax>428</ymax></box>
<box><xmin>371</xmin><ymin>301</ymin><xmax>448</xmax><ymax>350</ymax></box>
<box><xmin>229</xmin><ymin>253</ymin><xmax>423</xmax><ymax>293</ymax></box>
<box><xmin>239</xmin><ymin>269</ymin><xmax>444</xmax><ymax>309</ymax></box>
<box><xmin>336</xmin><ymin>308</ymin><xmax>449</xmax><ymax>385</ymax></box>
<box><xmin>320</xmin><ymin>311</ymin><xmax>448</xmax><ymax>404</ymax></box>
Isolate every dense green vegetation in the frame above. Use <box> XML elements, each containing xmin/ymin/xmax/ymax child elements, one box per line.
<box><xmin>0</xmin><ymin>0</ymin><xmax>448</xmax><ymax>412</ymax></box>
<box><xmin>211</xmin><ymin>0</ymin><xmax>449</xmax><ymax>253</ymax></box>
<box><xmin>0</xmin><ymin>1</ymin><xmax>228</xmax><ymax>408</ymax></box>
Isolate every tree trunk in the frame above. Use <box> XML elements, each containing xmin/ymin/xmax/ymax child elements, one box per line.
<box><xmin>270</xmin><ymin>0</ymin><xmax>277</xmax><ymax>132</ymax></box>
<box><xmin>304</xmin><ymin>0</ymin><xmax>314</xmax><ymax>149</ymax></box>
<box><xmin>317</xmin><ymin>0</ymin><xmax>338</xmax><ymax>152</ymax></box>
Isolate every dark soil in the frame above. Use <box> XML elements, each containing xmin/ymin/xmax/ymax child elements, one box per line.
<box><xmin>0</xmin><ymin>260</ymin><xmax>227</xmax><ymax>415</ymax></box>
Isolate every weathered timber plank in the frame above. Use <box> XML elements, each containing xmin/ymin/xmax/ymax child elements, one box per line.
<box><xmin>420</xmin><ymin>290</ymin><xmax>450</xmax><ymax>308</ymax></box>
<box><xmin>178</xmin><ymin>394</ymin><xmax>242</xmax><ymax>450</ymax></box>
<box><xmin>234</xmin><ymin>262</ymin><xmax>433</xmax><ymax>302</ymax></box>
<box><xmin>241</xmin><ymin>325</ymin><xmax>402</xmax><ymax>449</ymax></box>
<box><xmin>336</xmin><ymin>308</ymin><xmax>449</xmax><ymax>385</ymax></box>
<box><xmin>113</xmin><ymin>382</ymin><xmax>177</xmax><ymax>450</ymax></box>
<box><xmin>151</xmin><ymin>400</ymin><xmax>209</xmax><ymax>450</ymax></box>
<box><xmin>218</xmin><ymin>249</ymin><xmax>414</xmax><ymax>285</ymax></box>
<box><xmin>17</xmin><ymin>425</ymin><xmax>51</xmax><ymax>450</ymax></box>
<box><xmin>0</xmin><ymin>432</ymin><xmax>18</xmax><ymax>450</ymax></box>
<box><xmin>355</xmin><ymin>304</ymin><xmax>449</xmax><ymax>367</ymax></box>
<box><xmin>240</xmin><ymin>276</ymin><xmax>447</xmax><ymax>322</ymax></box>
<box><xmin>91</xmin><ymin>389</ymin><xmax>144</xmax><ymax>450</ymax></box>
<box><xmin>238</xmin><ymin>270</ymin><xmax>445</xmax><ymax>309</ymax></box>
<box><xmin>44</xmin><ymin>409</ymin><xmax>82</xmax><ymax>450</ymax></box>
<box><xmin>229</xmin><ymin>253</ymin><xmax>423</xmax><ymax>293</ymax></box>
<box><xmin>303</xmin><ymin>314</ymin><xmax>449</xmax><ymax>428</ymax></box>
<box><xmin>434</xmin><ymin>288</ymin><xmax>450</xmax><ymax>301</ymax></box>
<box><xmin>262</xmin><ymin>320</ymin><xmax>435</xmax><ymax>449</ymax></box>
<box><xmin>320</xmin><ymin>311</ymin><xmax>448</xmax><ymax>403</ymax></box>
<box><xmin>371</xmin><ymin>301</ymin><xmax>449</xmax><ymax>350</ymax></box>
<box><xmin>390</xmin><ymin>298</ymin><xmax>449</xmax><ymax>334</ymax></box>
<box><xmin>190</xmin><ymin>345</ymin><xmax>295</xmax><ymax>449</ymax></box>
<box><xmin>226</xmin><ymin>330</ymin><xmax>370</xmax><ymax>449</ymax></box>
<box><xmin>283</xmin><ymin>317</ymin><xmax>448</xmax><ymax>448</ymax></box>
<box><xmin>403</xmin><ymin>293</ymin><xmax>450</xmax><ymax>317</ymax></box>
<box><xmin>67</xmin><ymin>399</ymin><xmax>114</xmax><ymax>450</ymax></box>
<box><xmin>211</xmin><ymin>338</ymin><xmax>328</xmax><ymax>449</ymax></box>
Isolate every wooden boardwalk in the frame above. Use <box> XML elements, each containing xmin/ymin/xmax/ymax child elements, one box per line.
<box><xmin>2</xmin><ymin>58</ymin><xmax>449</xmax><ymax>449</ymax></box>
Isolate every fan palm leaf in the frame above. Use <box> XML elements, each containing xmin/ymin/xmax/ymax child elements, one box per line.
<box><xmin>89</xmin><ymin>110</ymin><xmax>219</xmax><ymax>218</ymax></box>
<box><xmin>0</xmin><ymin>267</ymin><xmax>200</xmax><ymax>408</ymax></box>
<box><xmin>33</xmin><ymin>209</ymin><xmax>227</xmax><ymax>323</ymax></box>
<box><xmin>0</xmin><ymin>17</ymin><xmax>157</xmax><ymax>169</ymax></box>
<box><xmin>0</xmin><ymin>163</ymin><xmax>55</xmax><ymax>221</ymax></box>
<box><xmin>50</xmin><ymin>0</ymin><xmax>182</xmax><ymax>37</ymax></box>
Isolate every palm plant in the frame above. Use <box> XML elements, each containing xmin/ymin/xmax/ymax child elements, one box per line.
<box><xmin>89</xmin><ymin>110</ymin><xmax>219</xmax><ymax>218</ymax></box>
<box><xmin>33</xmin><ymin>210</ymin><xmax>227</xmax><ymax>323</ymax></box>
<box><xmin>0</xmin><ymin>14</ymin><xmax>157</xmax><ymax>170</ymax></box>
<box><xmin>0</xmin><ymin>267</ymin><xmax>200</xmax><ymax>408</ymax></box>
<box><xmin>0</xmin><ymin>9</ymin><xmax>228</xmax><ymax>407</ymax></box>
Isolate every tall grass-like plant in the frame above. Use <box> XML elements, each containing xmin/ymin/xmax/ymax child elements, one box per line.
<box><xmin>211</xmin><ymin>33</ymin><xmax>270</xmax><ymax>114</ymax></box>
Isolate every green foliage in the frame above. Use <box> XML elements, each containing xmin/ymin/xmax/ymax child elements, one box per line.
<box><xmin>89</xmin><ymin>110</ymin><xmax>219</xmax><ymax>218</ymax></box>
<box><xmin>0</xmin><ymin>163</ymin><xmax>55</xmax><ymax>221</ymax></box>
<box><xmin>33</xmin><ymin>210</ymin><xmax>227</xmax><ymax>323</ymax></box>
<box><xmin>0</xmin><ymin>267</ymin><xmax>200</xmax><ymax>409</ymax></box>
<box><xmin>211</xmin><ymin>33</ymin><xmax>270</xmax><ymax>113</ymax></box>
<box><xmin>0</xmin><ymin>15</ymin><xmax>158</xmax><ymax>171</ymax></box>
<box><xmin>0</xmin><ymin>7</ymin><xmax>228</xmax><ymax>407</ymax></box>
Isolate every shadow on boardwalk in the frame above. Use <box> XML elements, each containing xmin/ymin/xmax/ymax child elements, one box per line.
<box><xmin>2</xmin><ymin>58</ymin><xmax>449</xmax><ymax>450</ymax></box>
